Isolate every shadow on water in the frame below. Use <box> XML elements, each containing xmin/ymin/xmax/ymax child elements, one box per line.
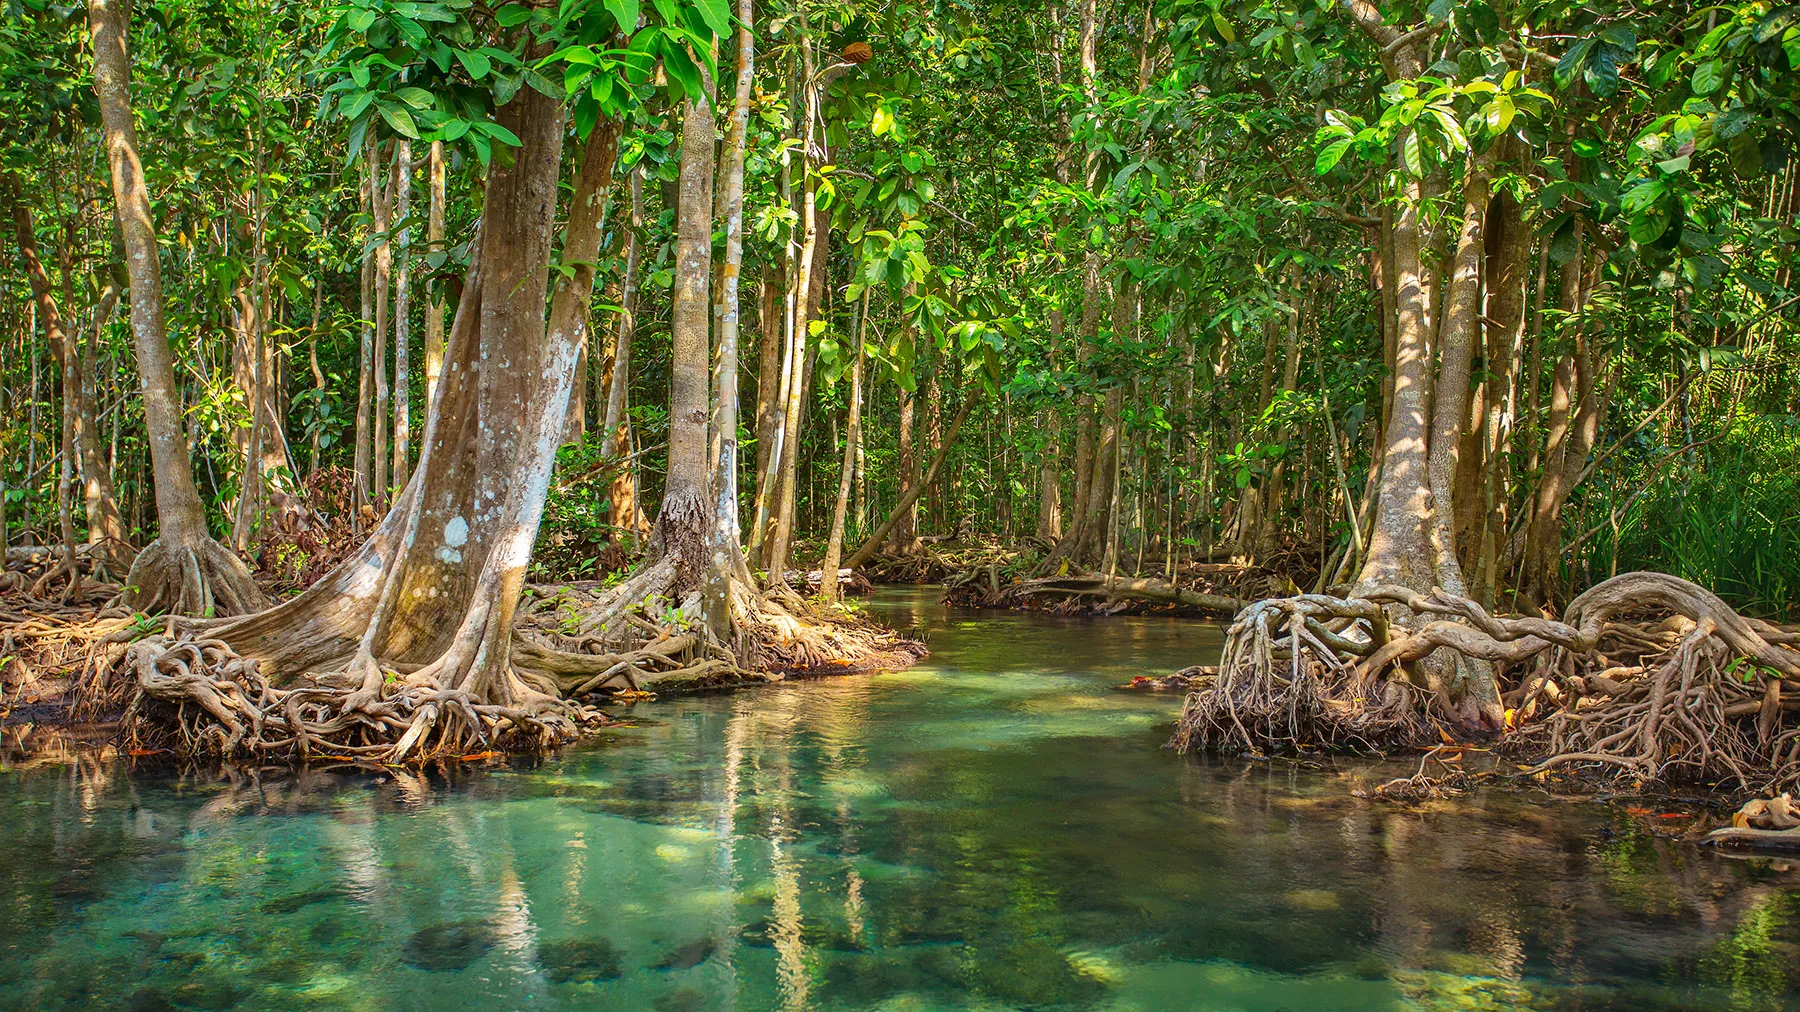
<box><xmin>0</xmin><ymin>586</ymin><xmax>1797</xmax><ymax>1010</ymax></box>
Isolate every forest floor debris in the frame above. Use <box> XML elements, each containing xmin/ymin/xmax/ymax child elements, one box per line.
<box><xmin>1703</xmin><ymin>793</ymin><xmax>1800</xmax><ymax>853</ymax></box>
<box><xmin>924</xmin><ymin>538</ymin><xmax>1296</xmax><ymax>618</ymax></box>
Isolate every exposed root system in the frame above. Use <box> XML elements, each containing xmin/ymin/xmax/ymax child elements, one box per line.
<box><xmin>123</xmin><ymin>535</ymin><xmax>267</xmax><ymax>618</ymax></box>
<box><xmin>112</xmin><ymin>556</ymin><xmax>923</xmax><ymax>764</ymax></box>
<box><xmin>1171</xmin><ymin>571</ymin><xmax>1800</xmax><ymax>794</ymax></box>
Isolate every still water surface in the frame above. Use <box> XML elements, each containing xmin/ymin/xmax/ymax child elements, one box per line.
<box><xmin>1</xmin><ymin>587</ymin><xmax>1797</xmax><ymax>1010</ymax></box>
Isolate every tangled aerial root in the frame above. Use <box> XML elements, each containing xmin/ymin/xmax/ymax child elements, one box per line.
<box><xmin>1171</xmin><ymin>571</ymin><xmax>1800</xmax><ymax>794</ymax></box>
<box><xmin>111</xmin><ymin>557</ymin><xmax>924</xmax><ymax>763</ymax></box>
<box><xmin>1170</xmin><ymin>593</ymin><xmax>1435</xmax><ymax>755</ymax></box>
<box><xmin>121</xmin><ymin>629</ymin><xmax>595</xmax><ymax>761</ymax></box>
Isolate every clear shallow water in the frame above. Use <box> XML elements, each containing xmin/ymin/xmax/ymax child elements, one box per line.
<box><xmin>2</xmin><ymin>587</ymin><xmax>1798</xmax><ymax>1011</ymax></box>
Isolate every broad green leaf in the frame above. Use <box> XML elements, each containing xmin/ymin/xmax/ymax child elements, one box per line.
<box><xmin>1691</xmin><ymin>58</ymin><xmax>1723</xmax><ymax>96</ymax></box>
<box><xmin>1314</xmin><ymin>138</ymin><xmax>1351</xmax><ymax>174</ymax></box>
<box><xmin>378</xmin><ymin>103</ymin><xmax>420</xmax><ymax>139</ymax></box>
<box><xmin>456</xmin><ymin>48</ymin><xmax>491</xmax><ymax>78</ymax></box>
<box><xmin>1555</xmin><ymin>37</ymin><xmax>1595</xmax><ymax>90</ymax></box>
<box><xmin>1753</xmin><ymin>5</ymin><xmax>1800</xmax><ymax>42</ymax></box>
<box><xmin>1402</xmin><ymin>131</ymin><xmax>1425</xmax><ymax>176</ymax></box>
<box><xmin>695</xmin><ymin>0</ymin><xmax>731</xmax><ymax>39</ymax></box>
<box><xmin>605</xmin><ymin>0</ymin><xmax>640</xmax><ymax>34</ymax></box>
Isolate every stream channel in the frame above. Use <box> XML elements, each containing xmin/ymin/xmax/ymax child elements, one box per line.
<box><xmin>0</xmin><ymin>585</ymin><xmax>1796</xmax><ymax>1010</ymax></box>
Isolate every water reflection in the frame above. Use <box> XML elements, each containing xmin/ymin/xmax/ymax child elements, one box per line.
<box><xmin>0</xmin><ymin>587</ymin><xmax>1795</xmax><ymax>1010</ymax></box>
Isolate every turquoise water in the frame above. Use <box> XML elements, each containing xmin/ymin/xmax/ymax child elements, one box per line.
<box><xmin>2</xmin><ymin>586</ymin><xmax>1798</xmax><ymax>1011</ymax></box>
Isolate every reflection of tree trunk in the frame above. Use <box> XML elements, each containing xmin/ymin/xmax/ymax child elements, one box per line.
<box><xmin>89</xmin><ymin>0</ymin><xmax>265</xmax><ymax>615</ymax></box>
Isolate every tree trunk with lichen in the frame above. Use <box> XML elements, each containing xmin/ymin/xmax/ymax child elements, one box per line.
<box><xmin>655</xmin><ymin>84</ymin><xmax>718</xmax><ymax>601</ymax></box>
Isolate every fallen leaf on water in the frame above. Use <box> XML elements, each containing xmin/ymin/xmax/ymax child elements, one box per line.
<box><xmin>458</xmin><ymin>751</ymin><xmax>503</xmax><ymax>761</ymax></box>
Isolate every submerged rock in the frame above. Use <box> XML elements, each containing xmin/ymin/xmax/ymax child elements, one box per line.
<box><xmin>653</xmin><ymin>936</ymin><xmax>719</xmax><ymax>971</ymax></box>
<box><xmin>259</xmin><ymin>886</ymin><xmax>346</xmax><ymax>915</ymax></box>
<box><xmin>538</xmin><ymin>937</ymin><xmax>624</xmax><ymax>984</ymax></box>
<box><xmin>402</xmin><ymin>920</ymin><xmax>497</xmax><ymax>972</ymax></box>
<box><xmin>652</xmin><ymin>987</ymin><xmax>708</xmax><ymax>1012</ymax></box>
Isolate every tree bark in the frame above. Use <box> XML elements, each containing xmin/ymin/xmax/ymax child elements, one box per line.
<box><xmin>707</xmin><ymin>0</ymin><xmax>757</xmax><ymax>633</ymax></box>
<box><xmin>89</xmin><ymin>0</ymin><xmax>264</xmax><ymax>616</ymax></box>
<box><xmin>424</xmin><ymin>139</ymin><xmax>446</xmax><ymax>410</ymax></box>
<box><xmin>820</xmin><ymin>292</ymin><xmax>867</xmax><ymax>602</ymax></box>
<box><xmin>655</xmin><ymin>82</ymin><xmax>717</xmax><ymax>597</ymax></box>
<box><xmin>764</xmin><ymin>28</ymin><xmax>820</xmax><ymax>584</ymax></box>
<box><xmin>9</xmin><ymin>195</ymin><xmax>124</xmax><ymax>549</ymax></box>
<box><xmin>393</xmin><ymin>138</ymin><xmax>413</xmax><ymax>489</ymax></box>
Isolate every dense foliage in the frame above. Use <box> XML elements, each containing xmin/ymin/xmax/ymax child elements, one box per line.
<box><xmin>1</xmin><ymin>0</ymin><xmax>1796</xmax><ymax>615</ymax></box>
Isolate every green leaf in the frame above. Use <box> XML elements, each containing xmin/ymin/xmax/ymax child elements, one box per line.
<box><xmin>1753</xmin><ymin>5</ymin><xmax>1800</xmax><ymax>43</ymax></box>
<box><xmin>456</xmin><ymin>48</ymin><xmax>491</xmax><ymax>79</ymax></box>
<box><xmin>1691</xmin><ymin>58</ymin><xmax>1723</xmax><ymax>96</ymax></box>
<box><xmin>1555</xmin><ymin>37</ymin><xmax>1596</xmax><ymax>90</ymax></box>
<box><xmin>1548</xmin><ymin>217</ymin><xmax>1579</xmax><ymax>266</ymax></box>
<box><xmin>1314</xmin><ymin>138</ymin><xmax>1351</xmax><ymax>174</ymax></box>
<box><xmin>1211</xmin><ymin>12</ymin><xmax>1234</xmax><ymax>44</ymax></box>
<box><xmin>1402</xmin><ymin>131</ymin><xmax>1425</xmax><ymax>176</ymax></box>
<box><xmin>378</xmin><ymin>103</ymin><xmax>420</xmax><ymax>139</ymax></box>
<box><xmin>478</xmin><ymin>121</ymin><xmax>522</xmax><ymax>146</ymax></box>
<box><xmin>695</xmin><ymin>0</ymin><xmax>730</xmax><ymax>39</ymax></box>
<box><xmin>1597</xmin><ymin>26</ymin><xmax>1637</xmax><ymax>56</ymax></box>
<box><xmin>394</xmin><ymin>86</ymin><xmax>436</xmax><ymax>109</ymax></box>
<box><xmin>664</xmin><ymin>44</ymin><xmax>702</xmax><ymax>102</ymax></box>
<box><xmin>1586</xmin><ymin>41</ymin><xmax>1625</xmax><ymax>98</ymax></box>
<box><xmin>1716</xmin><ymin>107</ymin><xmax>1756</xmax><ymax>139</ymax></box>
<box><xmin>605</xmin><ymin>0</ymin><xmax>641</xmax><ymax>34</ymax></box>
<box><xmin>494</xmin><ymin>4</ymin><xmax>532</xmax><ymax>27</ymax></box>
<box><xmin>1485</xmin><ymin>96</ymin><xmax>1514</xmax><ymax>135</ymax></box>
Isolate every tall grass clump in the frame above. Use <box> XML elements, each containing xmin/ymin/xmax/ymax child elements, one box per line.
<box><xmin>1580</xmin><ymin>415</ymin><xmax>1800</xmax><ymax>621</ymax></box>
